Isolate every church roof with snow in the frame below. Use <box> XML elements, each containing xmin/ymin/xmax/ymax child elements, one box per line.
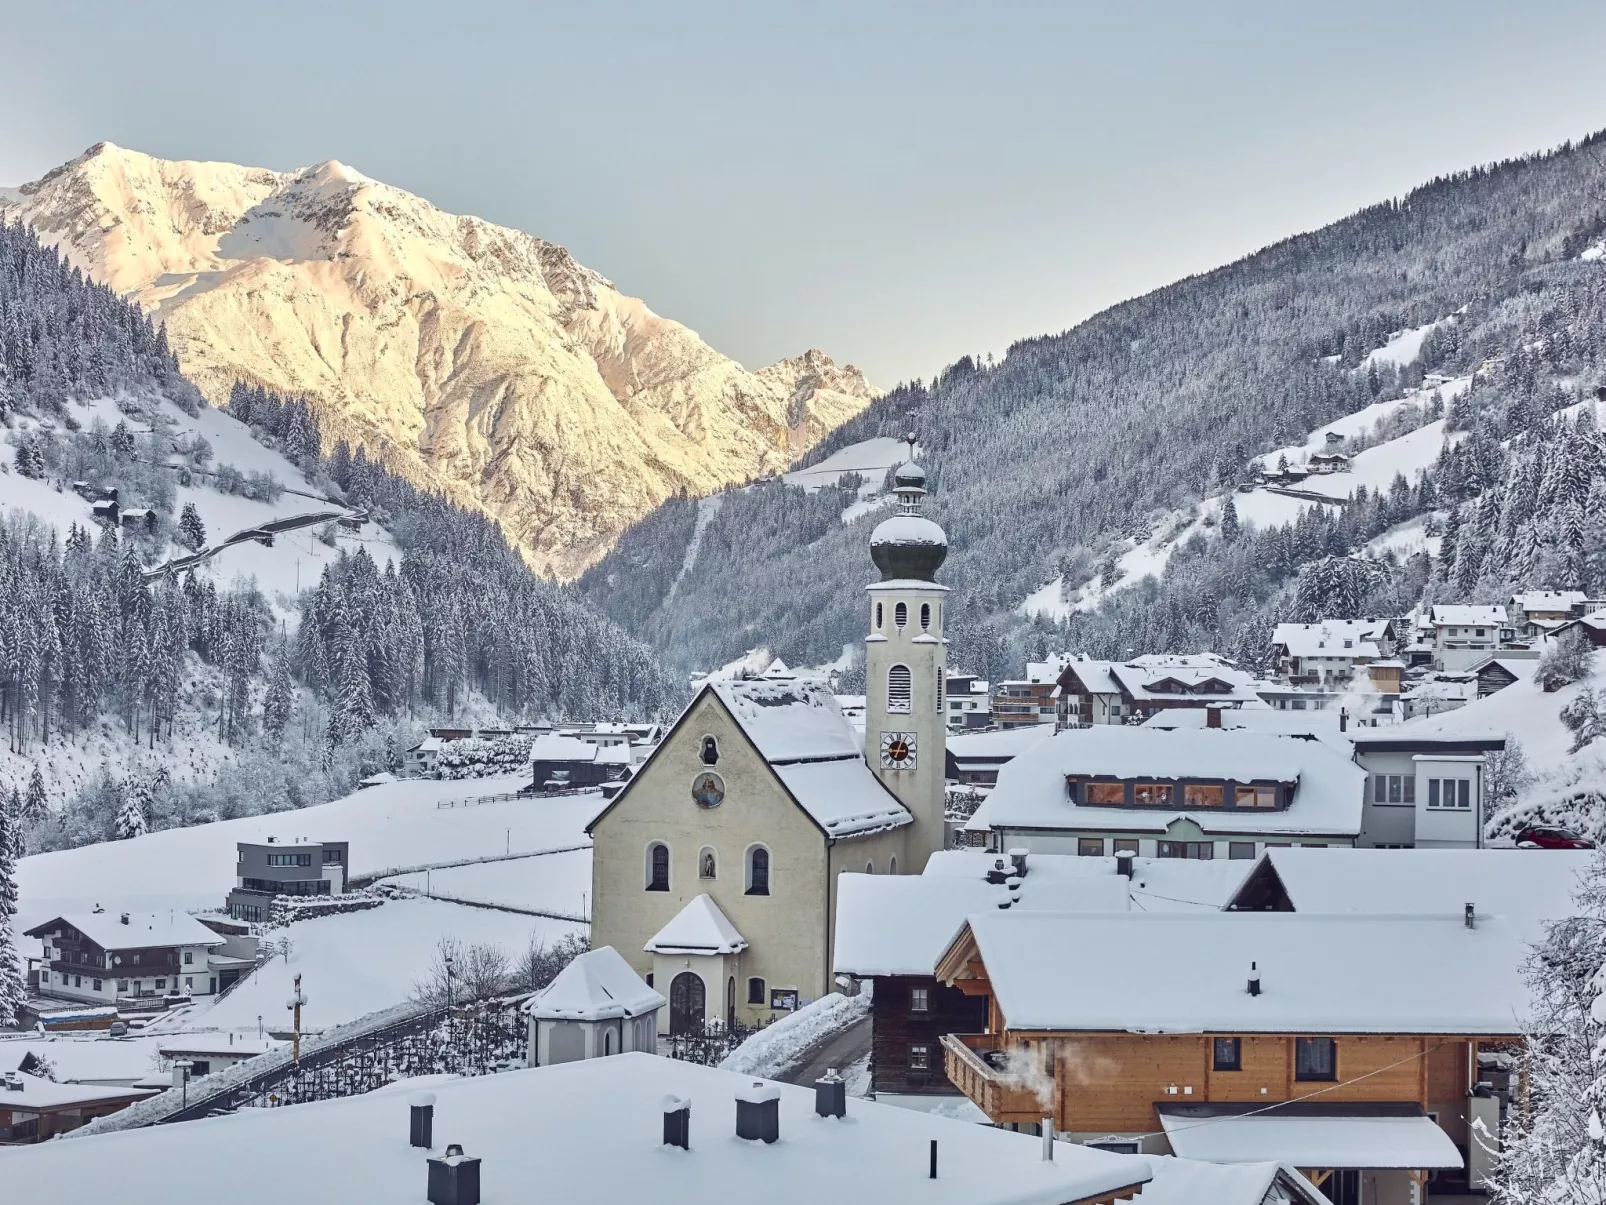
<box><xmin>523</xmin><ymin>946</ymin><xmax>665</xmax><ymax>1021</ymax></box>
<box><xmin>709</xmin><ymin>679</ymin><xmax>861</xmax><ymax>763</ymax></box>
<box><xmin>645</xmin><ymin>894</ymin><xmax>748</xmax><ymax>956</ymax></box>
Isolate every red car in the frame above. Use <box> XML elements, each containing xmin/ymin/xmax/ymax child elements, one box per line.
<box><xmin>1514</xmin><ymin>826</ymin><xmax>1596</xmax><ymax>850</ymax></box>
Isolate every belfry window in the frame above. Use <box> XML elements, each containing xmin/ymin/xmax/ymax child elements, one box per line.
<box><xmin>875</xmin><ymin>602</ymin><xmax>883</xmax><ymax>629</ymax></box>
<box><xmin>920</xmin><ymin>603</ymin><xmax>931</xmax><ymax>631</ymax></box>
<box><xmin>894</xmin><ymin>602</ymin><xmax>908</xmax><ymax>629</ymax></box>
<box><xmin>887</xmin><ymin>664</ymin><xmax>912</xmax><ymax>713</ymax></box>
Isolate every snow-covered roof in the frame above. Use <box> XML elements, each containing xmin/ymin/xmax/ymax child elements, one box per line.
<box><xmin>524</xmin><ymin>946</ymin><xmax>665</xmax><ymax>1021</ymax></box>
<box><xmin>1510</xmin><ymin>590</ymin><xmax>1585</xmax><ymax>613</ymax></box>
<box><xmin>1136</xmin><ymin>1156</ymin><xmax>1330</xmax><ymax>1205</ymax></box>
<box><xmin>947</xmin><ymin>726</ymin><xmax>1055</xmax><ymax>761</ymax></box>
<box><xmin>952</xmin><ymin>911</ymin><xmax>1528</xmax><ymax>1034</ymax></box>
<box><xmin>17</xmin><ymin>1054</ymin><xmax>1163</xmax><ymax>1205</ymax></box>
<box><xmin>1157</xmin><ymin>1105</ymin><xmax>1462</xmax><ymax>1170</ymax></box>
<box><xmin>772</xmin><ymin>758</ymin><xmax>911</xmax><ymax>838</ymax></box>
<box><xmin>966</xmin><ymin>727</ymin><xmax>1365</xmax><ymax>837</ymax></box>
<box><xmin>0</xmin><ymin>1071</ymin><xmax>154</xmax><ymax>1111</ymax></box>
<box><xmin>1022</xmin><ymin>654</ymin><xmax>1073</xmax><ymax>683</ymax></box>
<box><xmin>1229</xmin><ymin>847</ymin><xmax>1589</xmax><ymax>944</ymax></box>
<box><xmin>529</xmin><ymin>734</ymin><xmax>598</xmax><ymax>763</ymax></box>
<box><xmin>1429</xmin><ymin>604</ymin><xmax>1506</xmax><ymax>627</ymax></box>
<box><xmin>709</xmin><ymin>679</ymin><xmax>861</xmax><ymax>763</ymax></box>
<box><xmin>645</xmin><ymin>894</ymin><xmax>748</xmax><ymax>955</ymax></box>
<box><xmin>1141</xmin><ymin>708</ymin><xmax>1355</xmax><ymax>751</ymax></box>
<box><xmin>1272</xmin><ymin>620</ymin><xmax>1383</xmax><ymax>660</ymax></box>
<box><xmin>1061</xmin><ymin>653</ymin><xmax>1258</xmax><ymax>702</ymax></box>
<box><xmin>155</xmin><ymin>1036</ymin><xmax>279</xmax><ymax>1059</ymax></box>
<box><xmin>835</xmin><ymin>854</ymin><xmax>1253</xmax><ymax>978</ymax></box>
<box><xmin>25</xmin><ymin>911</ymin><xmax>226</xmax><ymax>951</ymax></box>
<box><xmin>410</xmin><ymin>736</ymin><xmax>444</xmax><ymax>753</ymax></box>
<box><xmin>868</xmin><ymin>513</ymin><xmax>948</xmax><ymax>548</ymax></box>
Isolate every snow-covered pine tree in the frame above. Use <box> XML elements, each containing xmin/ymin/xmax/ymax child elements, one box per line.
<box><xmin>178</xmin><ymin>502</ymin><xmax>206</xmax><ymax>551</ymax></box>
<box><xmin>22</xmin><ymin>765</ymin><xmax>47</xmax><ymax>824</ymax></box>
<box><xmin>1220</xmin><ymin>496</ymin><xmax>1240</xmax><ymax>542</ymax></box>
<box><xmin>112</xmin><ymin>777</ymin><xmax>147</xmax><ymax>840</ymax></box>
<box><xmin>0</xmin><ymin>790</ymin><xmax>21</xmax><ymax>1027</ymax></box>
<box><xmin>1491</xmin><ymin>849</ymin><xmax>1606</xmax><ymax>1203</ymax></box>
<box><xmin>264</xmin><ymin>646</ymin><xmax>294</xmax><ymax>741</ymax></box>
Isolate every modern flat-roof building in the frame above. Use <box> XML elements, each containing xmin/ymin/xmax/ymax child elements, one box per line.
<box><xmin>226</xmin><ymin>839</ymin><xmax>350</xmax><ymax>923</ymax></box>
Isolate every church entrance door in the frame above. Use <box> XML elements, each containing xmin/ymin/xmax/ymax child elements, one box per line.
<box><xmin>669</xmin><ymin>972</ymin><xmax>706</xmax><ymax>1035</ymax></box>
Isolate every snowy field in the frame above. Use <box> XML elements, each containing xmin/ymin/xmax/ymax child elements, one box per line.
<box><xmin>16</xmin><ymin>776</ymin><xmax>606</xmax><ymax>934</ymax></box>
<box><xmin>178</xmin><ymin>896</ymin><xmax>581</xmax><ymax>1037</ymax></box>
<box><xmin>382</xmin><ymin>847</ymin><xmax>594</xmax><ymax>920</ymax></box>
<box><xmin>782</xmin><ymin>436</ymin><xmax>911</xmax><ymax>523</ymax></box>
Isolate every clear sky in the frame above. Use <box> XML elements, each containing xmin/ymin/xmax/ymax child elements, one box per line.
<box><xmin>4</xmin><ymin>1</ymin><xmax>1605</xmax><ymax>387</ymax></box>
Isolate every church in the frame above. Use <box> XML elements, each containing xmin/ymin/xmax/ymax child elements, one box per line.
<box><xmin>586</xmin><ymin>450</ymin><xmax>950</xmax><ymax>1035</ymax></box>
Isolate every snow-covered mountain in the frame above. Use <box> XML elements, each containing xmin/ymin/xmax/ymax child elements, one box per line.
<box><xmin>1</xmin><ymin>144</ymin><xmax>877</xmax><ymax>577</ymax></box>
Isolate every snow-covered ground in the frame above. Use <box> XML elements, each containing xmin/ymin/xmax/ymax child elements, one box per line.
<box><xmin>16</xmin><ymin>775</ymin><xmax>606</xmax><ymax>935</ymax></box>
<box><xmin>1361</xmin><ymin>319</ymin><xmax>1450</xmax><ymax>369</ymax></box>
<box><xmin>720</xmin><ymin>990</ymin><xmax>871</xmax><ymax>1079</ymax></box>
<box><xmin>381</xmin><ymin>847</ymin><xmax>594</xmax><ymax>920</ymax></box>
<box><xmin>0</xmin><ymin>1031</ymin><xmax>170</xmax><ymax>1085</ymax></box>
<box><xmin>176</xmin><ymin>896</ymin><xmax>581</xmax><ymax>1037</ymax></box>
<box><xmin>783</xmin><ymin>436</ymin><xmax>911</xmax><ymax>524</ymax></box>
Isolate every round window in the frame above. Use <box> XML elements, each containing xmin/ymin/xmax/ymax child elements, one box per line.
<box><xmin>691</xmin><ymin>772</ymin><xmax>726</xmax><ymax>809</ymax></box>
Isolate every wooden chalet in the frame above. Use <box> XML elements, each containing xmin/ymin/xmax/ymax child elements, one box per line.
<box><xmin>934</xmin><ymin>910</ymin><xmax>1526</xmax><ymax>1202</ymax></box>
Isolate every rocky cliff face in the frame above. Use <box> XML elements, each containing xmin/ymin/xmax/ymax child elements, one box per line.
<box><xmin>2</xmin><ymin>143</ymin><xmax>877</xmax><ymax>576</ymax></box>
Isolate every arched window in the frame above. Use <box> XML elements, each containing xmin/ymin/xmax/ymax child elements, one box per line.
<box><xmin>875</xmin><ymin>602</ymin><xmax>883</xmax><ymax>629</ymax></box>
<box><xmin>887</xmin><ymin>664</ymin><xmax>912</xmax><ymax>713</ymax></box>
<box><xmin>646</xmin><ymin>843</ymin><xmax>670</xmax><ymax>891</ymax></box>
<box><xmin>920</xmin><ymin>602</ymin><xmax>931</xmax><ymax>631</ymax></box>
<box><xmin>700</xmin><ymin>736</ymin><xmax>719</xmax><ymax>766</ymax></box>
<box><xmin>699</xmin><ymin>847</ymin><xmax>717</xmax><ymax>880</ymax></box>
<box><xmin>890</xmin><ymin>855</ymin><xmax>898</xmax><ymax>875</ymax></box>
<box><xmin>866</xmin><ymin>861</ymin><xmax>875</xmax><ymax>874</ymax></box>
<box><xmin>894</xmin><ymin>601</ymin><xmax>908</xmax><ymax>629</ymax></box>
<box><xmin>747</xmin><ymin>976</ymin><xmax>766</xmax><ymax>1004</ymax></box>
<box><xmin>746</xmin><ymin>846</ymin><xmax>770</xmax><ymax>896</ymax></box>
<box><xmin>603</xmin><ymin>1029</ymin><xmax>615</xmax><ymax>1055</ymax></box>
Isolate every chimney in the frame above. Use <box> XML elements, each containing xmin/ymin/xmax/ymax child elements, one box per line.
<box><xmin>426</xmin><ymin>1144</ymin><xmax>481</xmax><ymax>1205</ymax></box>
<box><xmin>985</xmin><ymin>858</ymin><xmax>1009</xmax><ymax>885</ymax></box>
<box><xmin>662</xmin><ymin>1095</ymin><xmax>691</xmax><ymax>1149</ymax></box>
<box><xmin>120</xmin><ymin>913</ymin><xmax>130</xmax><ymax>925</ymax></box>
<box><xmin>1465</xmin><ymin>903</ymin><xmax>1476</xmax><ymax>930</ymax></box>
<box><xmin>1247</xmin><ymin>961</ymin><xmax>1261</xmax><ymax>997</ymax></box>
<box><xmin>1339</xmin><ymin>707</ymin><xmax>1348</xmax><ymax>733</ymax></box>
<box><xmin>1206</xmin><ymin>706</ymin><xmax>1222</xmax><ymax>729</ymax></box>
<box><xmin>815</xmin><ymin>1070</ymin><xmax>846</xmax><ymax>1119</ymax></box>
<box><xmin>735</xmin><ymin>1082</ymin><xmax>780</xmax><ymax>1143</ymax></box>
<box><xmin>929</xmin><ymin>1139</ymin><xmax>938</xmax><ymax>1179</ymax></box>
<box><xmin>409</xmin><ymin>1092</ymin><xmax>436</xmax><ymax>1148</ymax></box>
<box><xmin>1041</xmin><ymin>1119</ymin><xmax>1055</xmax><ymax>1161</ymax></box>
<box><xmin>1114</xmin><ymin>850</ymin><xmax>1135</xmax><ymax>879</ymax></box>
<box><xmin>1008</xmin><ymin>848</ymin><xmax>1029</xmax><ymax>878</ymax></box>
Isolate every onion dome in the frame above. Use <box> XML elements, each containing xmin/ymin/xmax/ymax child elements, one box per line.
<box><xmin>892</xmin><ymin>461</ymin><xmax>927</xmax><ymax>494</ymax></box>
<box><xmin>870</xmin><ymin>445</ymin><xmax>946</xmax><ymax>581</ymax></box>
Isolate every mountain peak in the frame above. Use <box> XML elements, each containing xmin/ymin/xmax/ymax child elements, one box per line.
<box><xmin>0</xmin><ymin>145</ymin><xmax>878</xmax><ymax>579</ymax></box>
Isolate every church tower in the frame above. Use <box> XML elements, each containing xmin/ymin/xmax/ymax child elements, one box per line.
<box><xmin>864</xmin><ymin>439</ymin><xmax>949</xmax><ymax>870</ymax></box>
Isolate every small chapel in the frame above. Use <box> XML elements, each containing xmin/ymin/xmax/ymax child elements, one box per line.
<box><xmin>586</xmin><ymin>448</ymin><xmax>950</xmax><ymax>1035</ymax></box>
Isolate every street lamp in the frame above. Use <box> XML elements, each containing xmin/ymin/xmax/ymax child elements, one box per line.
<box><xmin>286</xmin><ymin>973</ymin><xmax>307</xmax><ymax>1065</ymax></box>
<box><xmin>174</xmin><ymin>1059</ymin><xmax>194</xmax><ymax>1111</ymax></box>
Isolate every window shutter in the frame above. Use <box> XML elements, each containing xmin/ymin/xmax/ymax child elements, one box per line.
<box><xmin>887</xmin><ymin>664</ymin><xmax>912</xmax><ymax>713</ymax></box>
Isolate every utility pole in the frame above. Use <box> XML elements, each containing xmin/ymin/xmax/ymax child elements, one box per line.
<box><xmin>287</xmin><ymin>973</ymin><xmax>307</xmax><ymax>1065</ymax></box>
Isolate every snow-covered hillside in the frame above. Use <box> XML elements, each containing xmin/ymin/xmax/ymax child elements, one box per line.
<box><xmin>1020</xmin><ymin>372</ymin><xmax>1472</xmax><ymax>620</ymax></box>
<box><xmin>3</xmin><ymin>143</ymin><xmax>879</xmax><ymax>578</ymax></box>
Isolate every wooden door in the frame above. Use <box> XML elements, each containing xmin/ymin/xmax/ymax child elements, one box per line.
<box><xmin>670</xmin><ymin>972</ymin><xmax>706</xmax><ymax>1035</ymax></box>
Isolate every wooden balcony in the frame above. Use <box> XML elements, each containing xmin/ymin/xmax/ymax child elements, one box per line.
<box><xmin>940</xmin><ymin>1033</ymin><xmax>1048</xmax><ymax>1125</ymax></box>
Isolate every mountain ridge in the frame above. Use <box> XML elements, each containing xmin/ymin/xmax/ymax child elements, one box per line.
<box><xmin>1</xmin><ymin>142</ymin><xmax>877</xmax><ymax>577</ymax></box>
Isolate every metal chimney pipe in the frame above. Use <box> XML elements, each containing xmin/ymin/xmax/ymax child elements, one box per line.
<box><xmin>930</xmin><ymin>1139</ymin><xmax>938</xmax><ymax>1179</ymax></box>
<box><xmin>1248</xmin><ymin>960</ymin><xmax>1261</xmax><ymax>997</ymax></box>
<box><xmin>1465</xmin><ymin>903</ymin><xmax>1476</xmax><ymax>930</ymax></box>
<box><xmin>1041</xmin><ymin>1119</ymin><xmax>1055</xmax><ymax>1161</ymax></box>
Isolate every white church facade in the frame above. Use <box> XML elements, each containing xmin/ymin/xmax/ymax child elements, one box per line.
<box><xmin>587</xmin><ymin>449</ymin><xmax>951</xmax><ymax>1035</ymax></box>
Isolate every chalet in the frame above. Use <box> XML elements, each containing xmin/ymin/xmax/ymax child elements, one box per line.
<box><xmin>1270</xmin><ymin>620</ymin><xmax>1387</xmax><ymax>686</ymax></box>
<box><xmin>1507</xmin><ymin>589</ymin><xmax>1586</xmax><ymax>639</ymax></box>
<box><xmin>5</xmin><ymin>1050</ymin><xmax>1334</xmax><ymax>1205</ymax></box>
<box><xmin>945</xmin><ymin>671</ymin><xmax>992</xmax><ymax>730</ymax></box>
<box><xmin>1549</xmin><ymin>613</ymin><xmax>1606</xmax><ymax>649</ymax></box>
<box><xmin>402</xmin><ymin>735</ymin><xmax>444</xmax><ymax>776</ymax></box>
<box><xmin>118</xmin><ymin>507</ymin><xmax>156</xmax><ymax>534</ymax></box>
<box><xmin>965</xmin><ymin>725</ymin><xmax>1365</xmax><ymax>860</ymax></box>
<box><xmin>90</xmin><ymin>496</ymin><xmax>119</xmax><ymax>526</ymax></box>
<box><xmin>1366</xmin><ymin>659</ymin><xmax>1405</xmax><ymax>695</ymax></box>
<box><xmin>991</xmin><ymin>659</ymin><xmax>1064</xmax><ymax>728</ymax></box>
<box><xmin>523</xmin><ymin>946</ymin><xmax>664</xmax><ymax>1066</ymax></box>
<box><xmin>529</xmin><ymin>733</ymin><xmax>631</xmax><ymax>791</ymax></box>
<box><xmin>24</xmin><ymin>911</ymin><xmax>226</xmax><ymax>1005</ymax></box>
<box><xmin>833</xmin><ymin>851</ymin><xmax>1250</xmax><ymax>1108</ymax></box>
<box><xmin>944</xmin><ymin>726</ymin><xmax>1055</xmax><ymax>789</ymax></box>
<box><xmin>1306</xmin><ymin>450</ymin><xmax>1350</xmax><ymax>473</ymax></box>
<box><xmin>936</xmin><ymin>910</ymin><xmax>1527</xmax><ymax>1199</ymax></box>
<box><xmin>1469</xmin><ymin>655</ymin><xmax>1534</xmax><ymax>699</ymax></box>
<box><xmin>1428</xmin><ymin>604</ymin><xmax>1512</xmax><ymax>671</ymax></box>
<box><xmin>227</xmin><ymin>839</ymin><xmax>349</xmax><ymax>923</ymax></box>
<box><xmin>1056</xmin><ymin>653</ymin><xmax>1259</xmax><ymax>727</ymax></box>
<box><xmin>0</xmin><ymin>1071</ymin><xmax>154</xmax><ymax>1143</ymax></box>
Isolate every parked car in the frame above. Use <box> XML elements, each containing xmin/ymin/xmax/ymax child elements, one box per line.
<box><xmin>1514</xmin><ymin>826</ymin><xmax>1596</xmax><ymax>850</ymax></box>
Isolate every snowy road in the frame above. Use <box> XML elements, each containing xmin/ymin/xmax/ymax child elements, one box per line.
<box><xmin>776</xmin><ymin>1013</ymin><xmax>872</xmax><ymax>1086</ymax></box>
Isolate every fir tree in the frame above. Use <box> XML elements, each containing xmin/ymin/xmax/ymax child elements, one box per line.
<box><xmin>263</xmin><ymin>646</ymin><xmax>294</xmax><ymax>741</ymax></box>
<box><xmin>22</xmin><ymin>765</ymin><xmax>47</xmax><ymax>824</ymax></box>
<box><xmin>178</xmin><ymin>502</ymin><xmax>207</xmax><ymax>551</ymax></box>
<box><xmin>112</xmin><ymin>776</ymin><xmax>147</xmax><ymax>840</ymax></box>
<box><xmin>0</xmin><ymin>790</ymin><xmax>21</xmax><ymax>1027</ymax></box>
<box><xmin>1219</xmin><ymin>496</ymin><xmax>1240</xmax><ymax>543</ymax></box>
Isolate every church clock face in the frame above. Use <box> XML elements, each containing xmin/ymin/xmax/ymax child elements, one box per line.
<box><xmin>879</xmin><ymin>731</ymin><xmax>917</xmax><ymax>770</ymax></box>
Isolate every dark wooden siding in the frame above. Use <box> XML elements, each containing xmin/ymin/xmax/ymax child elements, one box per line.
<box><xmin>870</xmin><ymin>975</ymin><xmax>988</xmax><ymax>1096</ymax></box>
